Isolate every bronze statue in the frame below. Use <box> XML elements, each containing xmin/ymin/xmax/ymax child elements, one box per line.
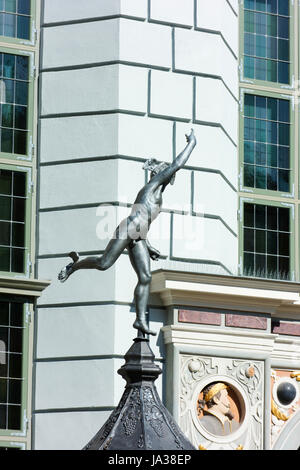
<box><xmin>58</xmin><ymin>129</ymin><xmax>197</xmax><ymax>336</ymax></box>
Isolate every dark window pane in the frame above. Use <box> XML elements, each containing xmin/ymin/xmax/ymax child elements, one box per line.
<box><xmin>13</xmin><ymin>171</ymin><xmax>25</xmax><ymax>197</ymax></box>
<box><xmin>1</xmin><ymin>128</ymin><xmax>13</xmax><ymax>153</ymax></box>
<box><xmin>244</xmin><ymin>228</ymin><xmax>255</xmax><ymax>252</ymax></box>
<box><xmin>0</xmin><ymin>246</ymin><xmax>10</xmax><ymax>270</ymax></box>
<box><xmin>15</xmin><ymin>55</ymin><xmax>28</xmax><ymax>81</ymax></box>
<box><xmin>279</xmin><ymin>232</ymin><xmax>289</xmax><ymax>256</ymax></box>
<box><xmin>0</xmin><ymin>195</ymin><xmax>11</xmax><ymax>220</ymax></box>
<box><xmin>278</xmin><ymin>39</ymin><xmax>289</xmax><ymax>61</ymax></box>
<box><xmin>11</xmin><ymin>248</ymin><xmax>24</xmax><ymax>273</ymax></box>
<box><xmin>3</xmin><ymin>79</ymin><xmax>14</xmax><ymax>104</ymax></box>
<box><xmin>0</xmin><ymin>221</ymin><xmax>10</xmax><ymax>245</ymax></box>
<box><xmin>278</xmin><ymin>123</ymin><xmax>289</xmax><ymax>145</ymax></box>
<box><xmin>244</xmin><ymin>164</ymin><xmax>254</xmax><ymax>187</ymax></box>
<box><xmin>244</xmin><ymin>141</ymin><xmax>255</xmax><ymax>163</ymax></box>
<box><xmin>244</xmin><ymin>203</ymin><xmax>254</xmax><ymax>227</ymax></box>
<box><xmin>267</xmin><ymin>37</ymin><xmax>277</xmax><ymax>59</ymax></box>
<box><xmin>278</xmin><ymin>146</ymin><xmax>289</xmax><ymax>169</ymax></box>
<box><xmin>2</xmin><ymin>103</ymin><xmax>13</xmax><ymax>127</ymax></box>
<box><xmin>14</xmin><ymin>105</ymin><xmax>27</xmax><ymax>129</ymax></box>
<box><xmin>244</xmin><ymin>118</ymin><xmax>255</xmax><ymax>140</ymax></box>
<box><xmin>256</xmin><ymin>96</ymin><xmax>267</xmax><ymax>119</ymax></box>
<box><xmin>9</xmin><ymin>328</ymin><xmax>22</xmax><ymax>353</ymax></box>
<box><xmin>278</xmin><ymin>61</ymin><xmax>289</xmax><ymax>84</ymax></box>
<box><xmin>267</xmin><ymin>60</ymin><xmax>277</xmax><ymax>82</ymax></box>
<box><xmin>8</xmin><ymin>379</ymin><xmax>21</xmax><ymax>402</ymax></box>
<box><xmin>255</xmin><ymin>204</ymin><xmax>266</xmax><ymax>228</ymax></box>
<box><xmin>267</xmin><ymin>145</ymin><xmax>277</xmax><ymax>167</ymax></box>
<box><xmin>256</xmin><ymin>34</ymin><xmax>266</xmax><ymax>58</ymax></box>
<box><xmin>17</xmin><ymin>0</ymin><xmax>30</xmax><ymax>15</ymax></box>
<box><xmin>256</xmin><ymin>119</ymin><xmax>266</xmax><ymax>142</ymax></box>
<box><xmin>278</xmin><ymin>0</ymin><xmax>289</xmax><ymax>16</ymax></box>
<box><xmin>14</xmin><ymin>129</ymin><xmax>26</xmax><ymax>154</ymax></box>
<box><xmin>3</xmin><ymin>13</ymin><xmax>15</xmax><ymax>37</ymax></box>
<box><xmin>9</xmin><ymin>356</ymin><xmax>22</xmax><ymax>379</ymax></box>
<box><xmin>256</xmin><ymin>229</ymin><xmax>266</xmax><ymax>253</ymax></box>
<box><xmin>256</xmin><ymin>58</ymin><xmax>267</xmax><ymax>80</ymax></box>
<box><xmin>10</xmin><ymin>303</ymin><xmax>22</xmax><ymax>327</ymax></box>
<box><xmin>267</xmin><ymin>167</ymin><xmax>278</xmax><ymax>190</ymax></box>
<box><xmin>7</xmin><ymin>404</ymin><xmax>21</xmax><ymax>429</ymax></box>
<box><xmin>278</xmin><ymin>16</ymin><xmax>289</xmax><ymax>39</ymax></box>
<box><xmin>267</xmin><ymin>255</ymin><xmax>277</xmax><ymax>276</ymax></box>
<box><xmin>267</xmin><ymin>0</ymin><xmax>277</xmax><ymax>14</ymax></box>
<box><xmin>244</xmin><ymin>94</ymin><xmax>255</xmax><ymax>117</ymax></box>
<box><xmin>245</xmin><ymin>10</ymin><xmax>255</xmax><ymax>33</ymax></box>
<box><xmin>267</xmin><ymin>231</ymin><xmax>277</xmax><ymax>254</ymax></box>
<box><xmin>0</xmin><ymin>302</ymin><xmax>9</xmax><ymax>325</ymax></box>
<box><xmin>267</xmin><ymin>205</ymin><xmax>277</xmax><ymax>230</ymax></box>
<box><xmin>3</xmin><ymin>54</ymin><xmax>15</xmax><ymax>78</ymax></box>
<box><xmin>0</xmin><ymin>379</ymin><xmax>7</xmax><ymax>403</ymax></box>
<box><xmin>279</xmin><ymin>99</ymin><xmax>289</xmax><ymax>122</ymax></box>
<box><xmin>0</xmin><ymin>170</ymin><xmax>12</xmax><ymax>194</ymax></box>
<box><xmin>244</xmin><ymin>56</ymin><xmax>255</xmax><ymax>79</ymax></box>
<box><xmin>256</xmin><ymin>0</ymin><xmax>267</xmax><ymax>12</ymax></box>
<box><xmin>11</xmin><ymin>222</ymin><xmax>24</xmax><ymax>247</ymax></box>
<box><xmin>255</xmin><ymin>254</ymin><xmax>266</xmax><ymax>274</ymax></box>
<box><xmin>279</xmin><ymin>257</ymin><xmax>289</xmax><ymax>278</ymax></box>
<box><xmin>244</xmin><ymin>252</ymin><xmax>254</xmax><ymax>275</ymax></box>
<box><xmin>255</xmin><ymin>143</ymin><xmax>266</xmax><ymax>165</ymax></box>
<box><xmin>267</xmin><ymin>97</ymin><xmax>278</xmax><ymax>120</ymax></box>
<box><xmin>15</xmin><ymin>81</ymin><xmax>27</xmax><ymax>105</ymax></box>
<box><xmin>278</xmin><ymin>207</ymin><xmax>289</xmax><ymax>231</ymax></box>
<box><xmin>0</xmin><ymin>404</ymin><xmax>7</xmax><ymax>428</ymax></box>
<box><xmin>256</xmin><ymin>165</ymin><xmax>267</xmax><ymax>188</ymax></box>
<box><xmin>17</xmin><ymin>15</ymin><xmax>29</xmax><ymax>40</ymax></box>
<box><xmin>244</xmin><ymin>33</ymin><xmax>255</xmax><ymax>55</ymax></box>
<box><xmin>267</xmin><ymin>121</ymin><xmax>277</xmax><ymax>144</ymax></box>
<box><xmin>0</xmin><ymin>326</ymin><xmax>8</xmax><ymax>348</ymax></box>
<box><xmin>245</xmin><ymin>0</ymin><xmax>255</xmax><ymax>9</ymax></box>
<box><xmin>278</xmin><ymin>169</ymin><xmax>289</xmax><ymax>192</ymax></box>
<box><xmin>12</xmin><ymin>198</ymin><xmax>25</xmax><ymax>222</ymax></box>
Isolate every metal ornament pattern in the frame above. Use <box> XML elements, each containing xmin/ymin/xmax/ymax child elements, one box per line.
<box><xmin>84</xmin><ymin>336</ymin><xmax>195</xmax><ymax>450</ymax></box>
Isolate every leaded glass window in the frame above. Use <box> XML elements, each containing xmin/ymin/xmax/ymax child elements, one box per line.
<box><xmin>0</xmin><ymin>53</ymin><xmax>29</xmax><ymax>156</ymax></box>
<box><xmin>0</xmin><ymin>168</ymin><xmax>26</xmax><ymax>273</ymax></box>
<box><xmin>0</xmin><ymin>0</ymin><xmax>30</xmax><ymax>40</ymax></box>
<box><xmin>243</xmin><ymin>202</ymin><xmax>290</xmax><ymax>279</ymax></box>
<box><xmin>243</xmin><ymin>0</ymin><xmax>290</xmax><ymax>84</ymax></box>
<box><xmin>243</xmin><ymin>93</ymin><xmax>290</xmax><ymax>192</ymax></box>
<box><xmin>0</xmin><ymin>300</ymin><xmax>24</xmax><ymax>431</ymax></box>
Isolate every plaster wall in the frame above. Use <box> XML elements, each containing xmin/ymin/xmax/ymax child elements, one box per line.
<box><xmin>35</xmin><ymin>0</ymin><xmax>239</xmax><ymax>449</ymax></box>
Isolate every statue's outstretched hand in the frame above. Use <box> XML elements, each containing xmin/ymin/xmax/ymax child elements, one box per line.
<box><xmin>148</xmin><ymin>245</ymin><xmax>161</xmax><ymax>261</ymax></box>
<box><xmin>185</xmin><ymin>128</ymin><xmax>196</xmax><ymax>144</ymax></box>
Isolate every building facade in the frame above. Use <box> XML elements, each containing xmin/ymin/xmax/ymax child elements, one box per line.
<box><xmin>0</xmin><ymin>0</ymin><xmax>299</xmax><ymax>450</ymax></box>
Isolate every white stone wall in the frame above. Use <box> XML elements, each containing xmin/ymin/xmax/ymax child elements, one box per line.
<box><xmin>35</xmin><ymin>0</ymin><xmax>238</xmax><ymax>449</ymax></box>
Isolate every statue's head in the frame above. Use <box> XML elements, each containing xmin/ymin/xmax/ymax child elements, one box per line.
<box><xmin>143</xmin><ymin>158</ymin><xmax>176</xmax><ymax>185</ymax></box>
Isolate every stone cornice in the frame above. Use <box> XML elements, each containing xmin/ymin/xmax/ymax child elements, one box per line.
<box><xmin>151</xmin><ymin>270</ymin><xmax>300</xmax><ymax>319</ymax></box>
<box><xmin>0</xmin><ymin>276</ymin><xmax>51</xmax><ymax>298</ymax></box>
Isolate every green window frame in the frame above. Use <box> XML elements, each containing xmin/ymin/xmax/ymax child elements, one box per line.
<box><xmin>0</xmin><ymin>47</ymin><xmax>35</xmax><ymax>162</ymax></box>
<box><xmin>0</xmin><ymin>163</ymin><xmax>32</xmax><ymax>277</ymax></box>
<box><xmin>0</xmin><ymin>297</ymin><xmax>30</xmax><ymax>439</ymax></box>
<box><xmin>240</xmin><ymin>0</ymin><xmax>294</xmax><ymax>90</ymax></box>
<box><xmin>239</xmin><ymin>88</ymin><xmax>294</xmax><ymax>198</ymax></box>
<box><xmin>240</xmin><ymin>197</ymin><xmax>294</xmax><ymax>281</ymax></box>
<box><xmin>0</xmin><ymin>0</ymin><xmax>36</xmax><ymax>46</ymax></box>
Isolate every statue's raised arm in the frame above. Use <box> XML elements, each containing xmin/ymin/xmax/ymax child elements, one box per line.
<box><xmin>144</xmin><ymin>129</ymin><xmax>196</xmax><ymax>191</ymax></box>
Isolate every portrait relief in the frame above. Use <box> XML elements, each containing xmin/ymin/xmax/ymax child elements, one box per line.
<box><xmin>197</xmin><ymin>382</ymin><xmax>244</xmax><ymax>437</ymax></box>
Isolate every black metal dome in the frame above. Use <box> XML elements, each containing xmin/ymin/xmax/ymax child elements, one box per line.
<box><xmin>83</xmin><ymin>334</ymin><xmax>195</xmax><ymax>450</ymax></box>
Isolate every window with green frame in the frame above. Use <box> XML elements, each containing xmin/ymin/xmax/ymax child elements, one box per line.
<box><xmin>243</xmin><ymin>93</ymin><xmax>291</xmax><ymax>192</ymax></box>
<box><xmin>0</xmin><ymin>52</ymin><xmax>30</xmax><ymax>157</ymax></box>
<box><xmin>0</xmin><ymin>299</ymin><xmax>26</xmax><ymax>431</ymax></box>
<box><xmin>0</xmin><ymin>167</ymin><xmax>28</xmax><ymax>273</ymax></box>
<box><xmin>0</xmin><ymin>0</ymin><xmax>30</xmax><ymax>40</ymax></box>
<box><xmin>243</xmin><ymin>202</ymin><xmax>291</xmax><ymax>279</ymax></box>
<box><xmin>243</xmin><ymin>0</ymin><xmax>290</xmax><ymax>84</ymax></box>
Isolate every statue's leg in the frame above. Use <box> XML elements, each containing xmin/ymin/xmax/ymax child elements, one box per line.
<box><xmin>58</xmin><ymin>236</ymin><xmax>129</xmax><ymax>282</ymax></box>
<box><xmin>128</xmin><ymin>240</ymin><xmax>156</xmax><ymax>336</ymax></box>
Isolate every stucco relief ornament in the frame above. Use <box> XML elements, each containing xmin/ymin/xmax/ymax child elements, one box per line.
<box><xmin>57</xmin><ymin>130</ymin><xmax>196</xmax><ymax>338</ymax></box>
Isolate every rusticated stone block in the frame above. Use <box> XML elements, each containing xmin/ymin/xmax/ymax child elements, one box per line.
<box><xmin>178</xmin><ymin>309</ymin><xmax>222</xmax><ymax>325</ymax></box>
<box><xmin>225</xmin><ymin>314</ymin><xmax>267</xmax><ymax>330</ymax></box>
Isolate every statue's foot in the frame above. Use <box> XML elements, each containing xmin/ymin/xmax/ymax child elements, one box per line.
<box><xmin>58</xmin><ymin>262</ymin><xmax>74</xmax><ymax>283</ymax></box>
<box><xmin>133</xmin><ymin>318</ymin><xmax>156</xmax><ymax>336</ymax></box>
